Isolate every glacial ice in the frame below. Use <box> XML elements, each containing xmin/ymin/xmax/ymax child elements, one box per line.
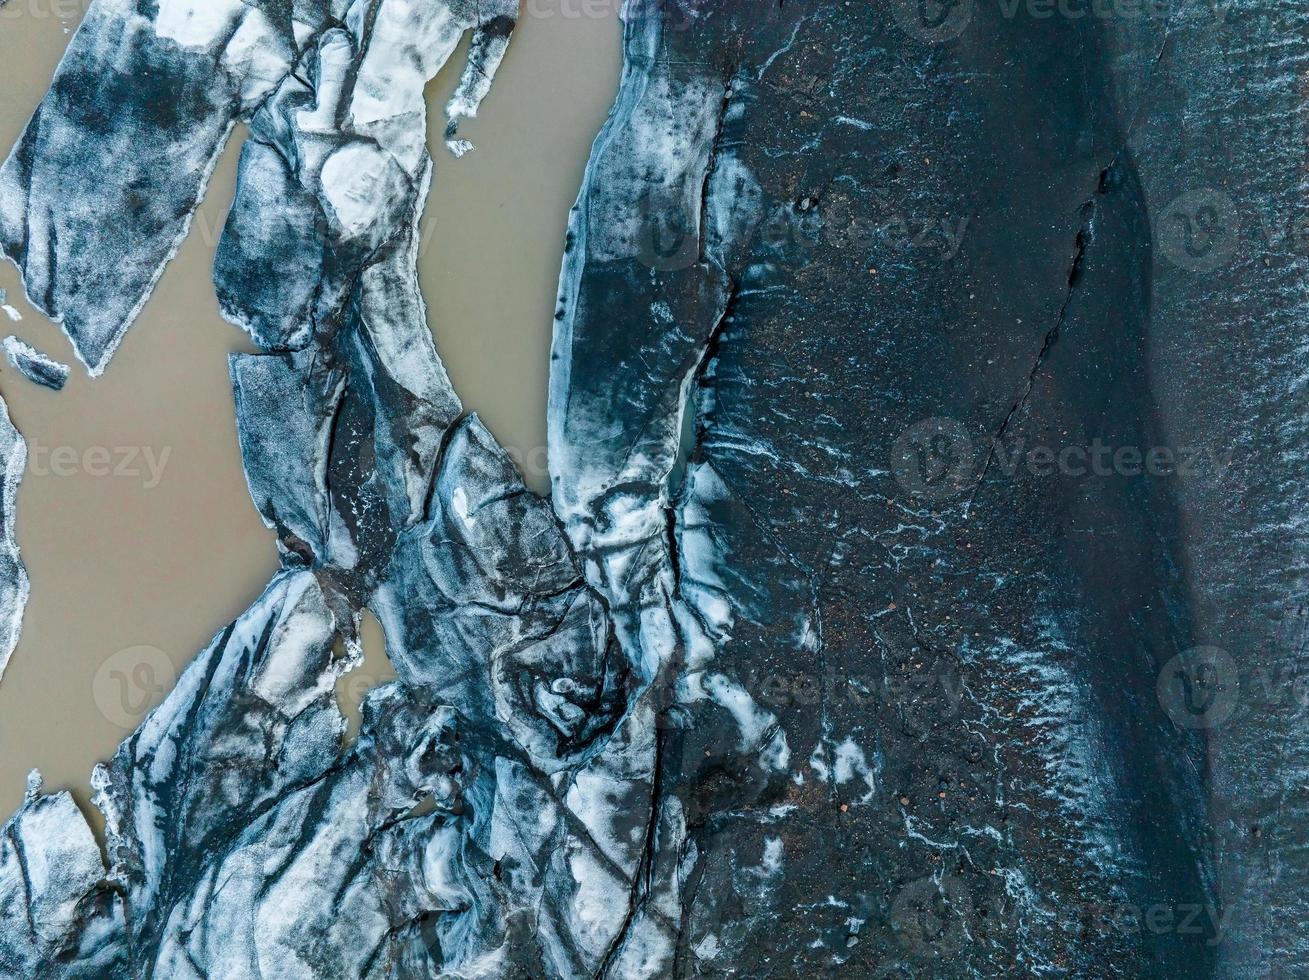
<box><xmin>0</xmin><ymin>0</ymin><xmax>1305</xmax><ymax>976</ymax></box>
<box><xmin>3</xmin><ymin>336</ymin><xmax>69</xmax><ymax>391</ymax></box>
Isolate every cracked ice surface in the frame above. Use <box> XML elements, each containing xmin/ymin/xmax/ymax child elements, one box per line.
<box><xmin>0</xmin><ymin>0</ymin><xmax>1307</xmax><ymax>977</ymax></box>
<box><xmin>0</xmin><ymin>0</ymin><xmax>671</xmax><ymax>974</ymax></box>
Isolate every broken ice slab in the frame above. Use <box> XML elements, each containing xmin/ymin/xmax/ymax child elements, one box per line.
<box><xmin>0</xmin><ymin>395</ymin><xmax>24</xmax><ymax>685</ymax></box>
<box><xmin>0</xmin><ymin>0</ymin><xmax>316</xmax><ymax>375</ymax></box>
<box><xmin>93</xmin><ymin>570</ymin><xmax>356</xmax><ymax>972</ymax></box>
<box><xmin>0</xmin><ymin>772</ymin><xmax>123</xmax><ymax>977</ymax></box>
<box><xmin>213</xmin><ymin>0</ymin><xmax>520</xmax><ymax>355</ymax></box>
<box><xmin>3</xmin><ymin>336</ymin><xmax>68</xmax><ymax>391</ymax></box>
